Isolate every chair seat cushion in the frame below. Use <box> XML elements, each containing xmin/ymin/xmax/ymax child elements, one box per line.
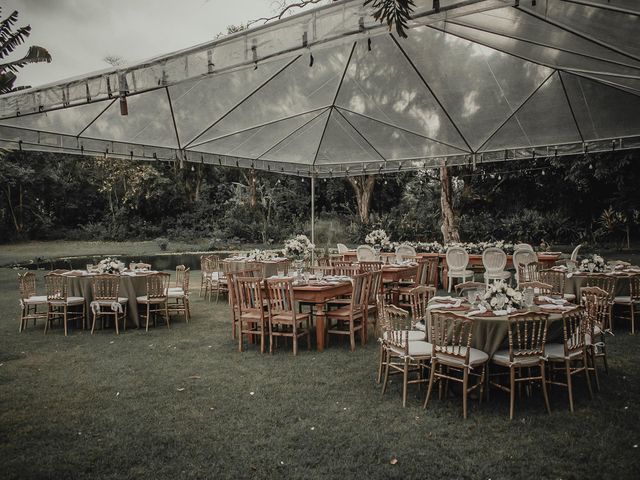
<box><xmin>168</xmin><ymin>291</ymin><xmax>187</xmax><ymax>298</ymax></box>
<box><xmin>327</xmin><ymin>306</ymin><xmax>363</xmax><ymax>318</ymax></box>
<box><xmin>24</xmin><ymin>295</ymin><xmax>47</xmax><ymax>304</ymax></box>
<box><xmin>563</xmin><ymin>293</ymin><xmax>576</xmax><ymax>302</ymax></box>
<box><xmin>383</xmin><ymin>329</ymin><xmax>425</xmax><ymax>342</ymax></box>
<box><xmin>389</xmin><ymin>340</ymin><xmax>432</xmax><ymax>357</ymax></box>
<box><xmin>168</xmin><ymin>287</ymin><xmax>183</xmax><ymax>292</ymax></box>
<box><xmin>49</xmin><ymin>296</ymin><xmax>84</xmax><ymax>306</ymax></box>
<box><xmin>545</xmin><ymin>343</ymin><xmax>583</xmax><ymax>360</ymax></box>
<box><xmin>484</xmin><ymin>271</ymin><xmax>511</xmax><ymax>280</ymax></box>
<box><xmin>614</xmin><ymin>295</ymin><xmax>637</xmax><ymax>304</ymax></box>
<box><xmin>492</xmin><ymin>349</ymin><xmax>543</xmax><ymax>367</ymax></box>
<box><xmin>271</xmin><ymin>312</ymin><xmax>309</xmax><ymax>323</ymax></box>
<box><xmin>136</xmin><ymin>295</ymin><xmax>167</xmax><ymax>303</ymax></box>
<box><xmin>449</xmin><ymin>270</ymin><xmax>474</xmax><ymax>277</ymax></box>
<box><xmin>435</xmin><ymin>347</ymin><xmax>488</xmax><ymax>367</ymax></box>
<box><xmin>94</xmin><ymin>298</ymin><xmax>128</xmax><ymax>304</ymax></box>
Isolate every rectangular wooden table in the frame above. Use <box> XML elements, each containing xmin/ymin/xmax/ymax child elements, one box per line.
<box><xmin>293</xmin><ymin>281</ymin><xmax>352</xmax><ymax>352</ymax></box>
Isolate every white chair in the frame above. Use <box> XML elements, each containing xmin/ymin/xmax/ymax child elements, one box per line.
<box><xmin>514</xmin><ymin>243</ymin><xmax>534</xmax><ymax>252</ymax></box>
<box><xmin>513</xmin><ymin>249</ymin><xmax>538</xmax><ymax>287</ymax></box>
<box><xmin>566</xmin><ymin>244</ymin><xmax>582</xmax><ymax>270</ymax></box>
<box><xmin>445</xmin><ymin>246</ymin><xmax>474</xmax><ymax>292</ymax></box>
<box><xmin>337</xmin><ymin>243</ymin><xmax>349</xmax><ymax>254</ymax></box>
<box><xmin>395</xmin><ymin>243</ymin><xmax>416</xmax><ymax>262</ymax></box>
<box><xmin>356</xmin><ymin>244</ymin><xmax>378</xmax><ymax>262</ymax></box>
<box><xmin>482</xmin><ymin>247</ymin><xmax>511</xmax><ymax>284</ymax></box>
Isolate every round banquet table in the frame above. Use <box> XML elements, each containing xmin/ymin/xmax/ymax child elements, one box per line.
<box><xmin>426</xmin><ymin>305</ymin><xmax>565</xmax><ymax>357</ymax></box>
<box><xmin>563</xmin><ymin>272</ymin><xmax>632</xmax><ymax>297</ymax></box>
<box><xmin>66</xmin><ymin>271</ymin><xmax>156</xmax><ymax>328</ymax></box>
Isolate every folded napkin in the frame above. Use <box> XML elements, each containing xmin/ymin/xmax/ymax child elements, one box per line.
<box><xmin>537</xmin><ymin>296</ymin><xmax>567</xmax><ymax>305</ymax></box>
<box><xmin>432</xmin><ymin>295</ymin><xmax>456</xmax><ymax>302</ymax></box>
<box><xmin>466</xmin><ymin>304</ymin><xmax>488</xmax><ymax>317</ymax></box>
<box><xmin>552</xmin><ymin>265</ymin><xmax>568</xmax><ymax>272</ymax></box>
<box><xmin>539</xmin><ymin>304</ymin><xmax>575</xmax><ymax>311</ymax></box>
<box><xmin>625</xmin><ymin>267</ymin><xmax>640</xmax><ymax>273</ymax></box>
<box><xmin>427</xmin><ymin>299</ymin><xmax>463</xmax><ymax>310</ymax></box>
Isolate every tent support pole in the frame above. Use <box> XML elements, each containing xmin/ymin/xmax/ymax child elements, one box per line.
<box><xmin>311</xmin><ymin>174</ymin><xmax>315</xmax><ymax>266</ymax></box>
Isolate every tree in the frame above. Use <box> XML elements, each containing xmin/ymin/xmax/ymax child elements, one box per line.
<box><xmin>0</xmin><ymin>8</ymin><xmax>51</xmax><ymax>94</ymax></box>
<box><xmin>346</xmin><ymin>175</ymin><xmax>375</xmax><ymax>224</ymax></box>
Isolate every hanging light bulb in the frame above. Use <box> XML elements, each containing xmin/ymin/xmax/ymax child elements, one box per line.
<box><xmin>191</xmin><ymin>165</ymin><xmax>195</xmax><ymax>172</ymax></box>
<box><xmin>541</xmin><ymin>169</ymin><xmax>546</xmax><ymax>176</ymax></box>
<box><xmin>589</xmin><ymin>163</ymin><xmax>593</xmax><ymax>170</ymax></box>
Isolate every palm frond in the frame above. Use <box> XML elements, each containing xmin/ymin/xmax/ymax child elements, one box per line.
<box><xmin>0</xmin><ymin>10</ymin><xmax>20</xmax><ymax>42</ymax></box>
<box><xmin>0</xmin><ymin>45</ymin><xmax>51</xmax><ymax>73</ymax></box>
<box><xmin>364</xmin><ymin>0</ymin><xmax>415</xmax><ymax>38</ymax></box>
<box><xmin>0</xmin><ymin>25</ymin><xmax>32</xmax><ymax>60</ymax></box>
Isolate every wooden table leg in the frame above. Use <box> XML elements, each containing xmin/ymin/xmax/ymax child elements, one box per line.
<box><xmin>315</xmin><ymin>303</ymin><xmax>326</xmax><ymax>352</ymax></box>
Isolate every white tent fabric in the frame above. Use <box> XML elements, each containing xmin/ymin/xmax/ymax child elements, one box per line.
<box><xmin>0</xmin><ymin>0</ymin><xmax>639</xmax><ymax>177</ymax></box>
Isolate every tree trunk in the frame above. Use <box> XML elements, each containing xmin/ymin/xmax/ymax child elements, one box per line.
<box><xmin>347</xmin><ymin>175</ymin><xmax>375</xmax><ymax>224</ymax></box>
<box><xmin>241</xmin><ymin>169</ymin><xmax>258</xmax><ymax>208</ymax></box>
<box><xmin>440</xmin><ymin>166</ymin><xmax>460</xmax><ymax>243</ymax></box>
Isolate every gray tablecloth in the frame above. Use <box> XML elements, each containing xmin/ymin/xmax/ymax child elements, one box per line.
<box><xmin>564</xmin><ymin>273</ymin><xmax>630</xmax><ymax>297</ymax></box>
<box><xmin>67</xmin><ymin>273</ymin><xmax>151</xmax><ymax>327</ymax></box>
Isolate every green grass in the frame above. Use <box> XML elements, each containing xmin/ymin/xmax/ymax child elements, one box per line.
<box><xmin>1</xmin><ymin>267</ymin><xmax>639</xmax><ymax>479</ymax></box>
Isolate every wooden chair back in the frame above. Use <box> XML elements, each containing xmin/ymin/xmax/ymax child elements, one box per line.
<box><xmin>454</xmin><ymin>281</ymin><xmax>485</xmax><ymax>297</ymax></box>
<box><xmin>367</xmin><ymin>269</ymin><xmax>383</xmax><ymax>305</ymax></box>
<box><xmin>350</xmin><ymin>272</ymin><xmax>370</xmax><ymax>311</ymax></box>
<box><xmin>18</xmin><ymin>272</ymin><xmax>37</xmax><ymax>299</ymax></box>
<box><xmin>175</xmin><ymin>265</ymin><xmax>186</xmax><ymax>287</ymax></box>
<box><xmin>146</xmin><ymin>273</ymin><xmax>170</xmax><ymax>299</ymax></box>
<box><xmin>359</xmin><ymin>261</ymin><xmax>383</xmax><ymax>273</ymax></box>
<box><xmin>630</xmin><ymin>274</ymin><xmax>640</xmax><ymax>302</ymax></box>
<box><xmin>520</xmin><ymin>281</ymin><xmax>553</xmax><ymax>295</ymax></box>
<box><xmin>91</xmin><ymin>275</ymin><xmax>120</xmax><ymax>301</ymax></box>
<box><xmin>265</xmin><ymin>278</ymin><xmax>296</xmax><ymax>318</ymax></box>
<box><xmin>381</xmin><ymin>303</ymin><xmax>411</xmax><ymax>354</ymax></box>
<box><xmin>333</xmin><ymin>264</ymin><xmax>361</xmax><ymax>277</ymax></box>
<box><xmin>415</xmin><ymin>258</ymin><xmax>438</xmax><ymax>286</ymax></box>
<box><xmin>539</xmin><ymin>270</ymin><xmax>565</xmax><ymax>295</ymax></box>
<box><xmin>235</xmin><ymin>276</ymin><xmax>266</xmax><ymax>317</ymax></box>
<box><xmin>581</xmin><ymin>286</ymin><xmax>609</xmax><ymax>335</ymax></box>
<box><xmin>45</xmin><ymin>273</ymin><xmax>69</xmax><ymax>301</ymax></box>
<box><xmin>430</xmin><ymin>311</ymin><xmax>474</xmax><ymax>364</ymax></box>
<box><xmin>181</xmin><ymin>268</ymin><xmax>190</xmax><ymax>292</ymax></box>
<box><xmin>409</xmin><ymin>285</ymin><xmax>436</xmax><ymax>327</ymax></box>
<box><xmin>316</xmin><ymin>256</ymin><xmax>331</xmax><ymax>267</ymax></box>
<box><xmin>505</xmin><ymin>312</ymin><xmax>549</xmax><ymax>362</ymax></box>
<box><xmin>559</xmin><ymin>306</ymin><xmax>587</xmax><ymax>356</ymax></box>
<box><xmin>518</xmin><ymin>261</ymin><xmax>541</xmax><ymax>284</ymax></box>
<box><xmin>585</xmin><ymin>274</ymin><xmax>615</xmax><ymax>301</ymax></box>
<box><xmin>129</xmin><ymin>262</ymin><xmax>152</xmax><ymax>270</ymax></box>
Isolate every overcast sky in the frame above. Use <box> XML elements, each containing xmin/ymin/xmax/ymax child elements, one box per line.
<box><xmin>4</xmin><ymin>0</ymin><xmax>282</xmax><ymax>89</ymax></box>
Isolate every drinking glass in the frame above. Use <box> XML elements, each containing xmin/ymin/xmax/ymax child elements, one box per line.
<box><xmin>315</xmin><ymin>269</ymin><xmax>324</xmax><ymax>281</ymax></box>
<box><xmin>466</xmin><ymin>289</ymin><xmax>476</xmax><ymax>306</ymax></box>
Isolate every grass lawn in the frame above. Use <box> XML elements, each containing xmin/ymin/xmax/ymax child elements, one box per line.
<box><xmin>1</xmin><ymin>267</ymin><xmax>640</xmax><ymax>479</ymax></box>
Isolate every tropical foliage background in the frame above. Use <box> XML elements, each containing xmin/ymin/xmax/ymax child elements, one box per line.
<box><xmin>1</xmin><ymin>149</ymin><xmax>638</xmax><ymax>250</ymax></box>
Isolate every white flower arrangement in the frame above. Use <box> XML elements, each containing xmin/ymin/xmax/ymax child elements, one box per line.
<box><xmin>365</xmin><ymin>229</ymin><xmax>390</xmax><ymax>247</ymax></box>
<box><xmin>415</xmin><ymin>241</ymin><xmax>444</xmax><ymax>253</ymax></box>
<box><xmin>95</xmin><ymin>257</ymin><xmax>125</xmax><ymax>274</ymax></box>
<box><xmin>283</xmin><ymin>234</ymin><xmax>315</xmax><ymax>260</ymax></box>
<box><xmin>444</xmin><ymin>241</ymin><xmax>517</xmax><ymax>254</ymax></box>
<box><xmin>482</xmin><ymin>280</ymin><xmax>523</xmax><ymax>310</ymax></box>
<box><xmin>580</xmin><ymin>254</ymin><xmax>606</xmax><ymax>273</ymax></box>
<box><xmin>246</xmin><ymin>249</ymin><xmax>277</xmax><ymax>262</ymax></box>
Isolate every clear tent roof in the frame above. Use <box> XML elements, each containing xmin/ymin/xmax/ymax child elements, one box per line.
<box><xmin>0</xmin><ymin>0</ymin><xmax>639</xmax><ymax>177</ymax></box>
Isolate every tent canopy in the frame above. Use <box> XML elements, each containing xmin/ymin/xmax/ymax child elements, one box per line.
<box><xmin>1</xmin><ymin>0</ymin><xmax>639</xmax><ymax>177</ymax></box>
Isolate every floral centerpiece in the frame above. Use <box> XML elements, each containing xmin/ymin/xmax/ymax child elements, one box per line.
<box><xmin>365</xmin><ymin>229</ymin><xmax>390</xmax><ymax>249</ymax></box>
<box><xmin>246</xmin><ymin>249</ymin><xmax>277</xmax><ymax>262</ymax></box>
<box><xmin>283</xmin><ymin>234</ymin><xmax>315</xmax><ymax>261</ymax></box>
<box><xmin>579</xmin><ymin>253</ymin><xmax>606</xmax><ymax>273</ymax></box>
<box><xmin>482</xmin><ymin>280</ymin><xmax>523</xmax><ymax>310</ymax></box>
<box><xmin>95</xmin><ymin>257</ymin><xmax>125</xmax><ymax>274</ymax></box>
